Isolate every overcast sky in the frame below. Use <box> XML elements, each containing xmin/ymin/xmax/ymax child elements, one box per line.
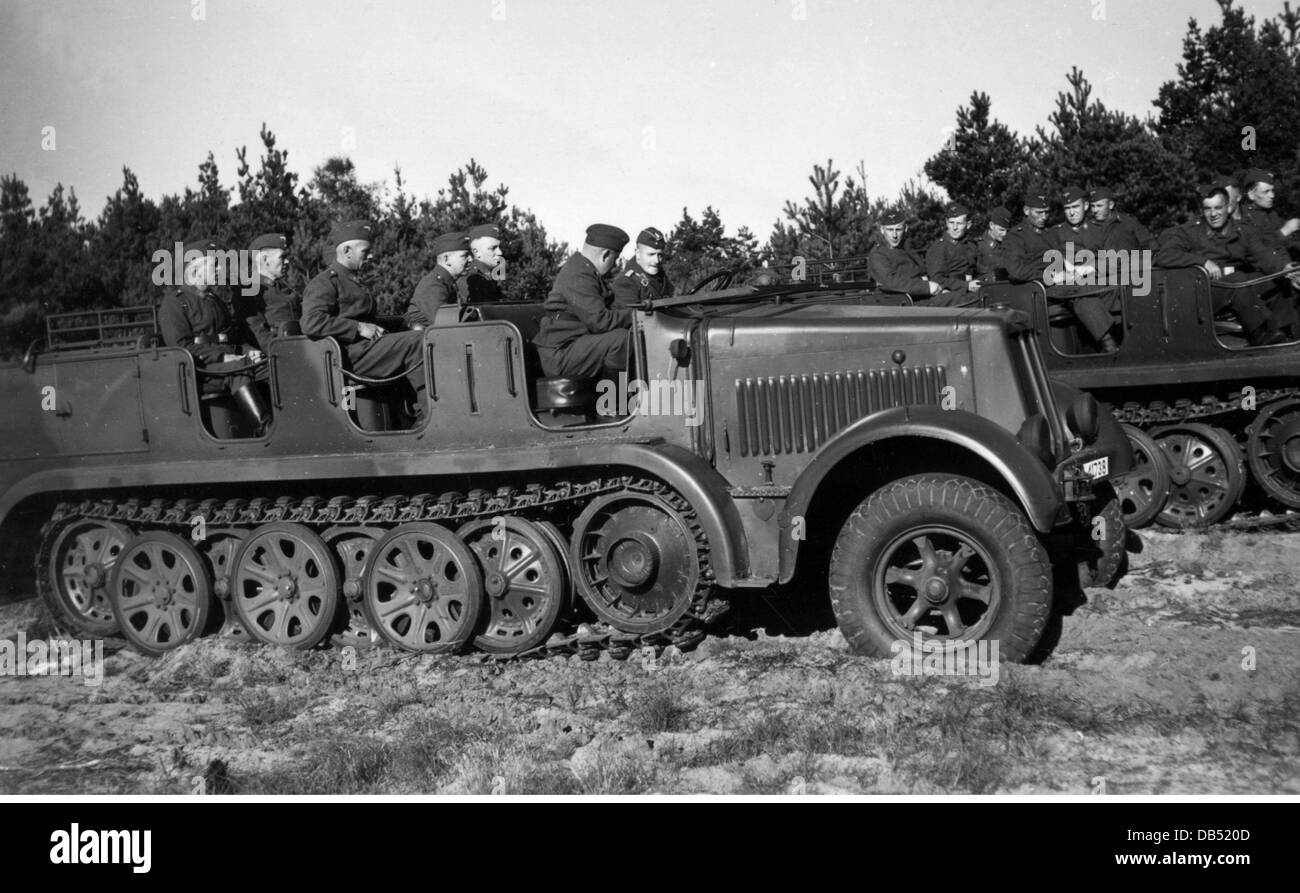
<box><xmin>0</xmin><ymin>0</ymin><xmax>1286</xmax><ymax>246</ymax></box>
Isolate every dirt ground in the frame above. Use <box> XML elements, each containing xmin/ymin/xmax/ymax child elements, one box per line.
<box><xmin>1</xmin><ymin>527</ymin><xmax>1297</xmax><ymax>795</ymax></box>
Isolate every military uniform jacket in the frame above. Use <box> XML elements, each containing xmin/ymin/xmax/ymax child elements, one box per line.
<box><xmin>611</xmin><ymin>259</ymin><xmax>674</xmax><ymax>307</ymax></box>
<box><xmin>1091</xmin><ymin>212</ymin><xmax>1153</xmax><ymax>252</ymax></box>
<box><xmin>534</xmin><ymin>253</ymin><xmax>631</xmax><ymax>350</ymax></box>
<box><xmin>1238</xmin><ymin>202</ymin><xmax>1294</xmax><ymax>252</ymax></box>
<box><xmin>159</xmin><ymin>285</ymin><xmax>243</xmax><ymax>365</ymax></box>
<box><xmin>1050</xmin><ymin>221</ymin><xmax>1098</xmax><ymax>253</ymax></box>
<box><xmin>406</xmin><ymin>265</ymin><xmax>459</xmax><ymax>327</ymax></box>
<box><xmin>242</xmin><ymin>276</ymin><xmax>300</xmax><ymax>350</ymax></box>
<box><xmin>1001</xmin><ymin>220</ymin><xmax>1056</xmax><ymax>283</ymax></box>
<box><xmin>977</xmin><ymin>234</ymin><xmax>1006</xmax><ymax>278</ymax></box>
<box><xmin>1154</xmin><ymin>219</ymin><xmax>1285</xmax><ymax>274</ymax></box>
<box><xmin>456</xmin><ymin>260</ymin><xmax>505</xmax><ymax>304</ymax></box>
<box><xmin>867</xmin><ymin>243</ymin><xmax>932</xmax><ymax>297</ymax></box>
<box><xmin>924</xmin><ymin>234</ymin><xmax>979</xmax><ymax>291</ymax></box>
<box><xmin>301</xmin><ymin>261</ymin><xmax>373</xmax><ymax>343</ymax></box>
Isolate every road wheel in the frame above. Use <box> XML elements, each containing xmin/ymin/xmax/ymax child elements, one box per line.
<box><xmin>323</xmin><ymin>526</ymin><xmax>383</xmax><ymax>651</ymax></box>
<box><xmin>231</xmin><ymin>523</ymin><xmax>339</xmax><ymax>650</ymax></box>
<box><xmin>1113</xmin><ymin>424</ymin><xmax>1171</xmax><ymax>528</ymax></box>
<box><xmin>110</xmin><ymin>532</ymin><xmax>213</xmax><ymax>657</ymax></box>
<box><xmin>1246</xmin><ymin>398</ymin><xmax>1300</xmax><ymax>510</ymax></box>
<box><xmin>1153</xmin><ymin>423</ymin><xmax>1245</xmax><ymax>527</ymax></box>
<box><xmin>42</xmin><ymin>519</ymin><xmax>132</xmax><ymax>637</ymax></box>
<box><xmin>458</xmin><ymin>516</ymin><xmax>567</xmax><ymax>655</ymax></box>
<box><xmin>827</xmin><ymin>475</ymin><xmax>1052</xmax><ymax>663</ymax></box>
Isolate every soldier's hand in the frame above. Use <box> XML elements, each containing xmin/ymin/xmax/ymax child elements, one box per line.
<box><xmin>1282</xmin><ymin>218</ymin><xmax>1300</xmax><ymax>238</ymax></box>
<box><xmin>221</xmin><ymin>353</ymin><xmax>243</xmax><ymax>363</ymax></box>
<box><xmin>1203</xmin><ymin>260</ymin><xmax>1223</xmax><ymax>281</ymax></box>
<box><xmin>357</xmin><ymin>322</ymin><xmax>385</xmax><ymax>340</ymax></box>
<box><xmin>967</xmin><ymin>279</ymin><xmax>982</xmax><ymax>292</ymax></box>
<box><xmin>246</xmin><ymin>350</ymin><xmax>264</xmax><ymax>363</ymax></box>
<box><xmin>927</xmin><ymin>281</ymin><xmax>941</xmax><ymax>296</ymax></box>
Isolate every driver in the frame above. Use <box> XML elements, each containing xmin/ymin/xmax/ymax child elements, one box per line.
<box><xmin>533</xmin><ymin>224</ymin><xmax>631</xmax><ymax>380</ymax></box>
<box><xmin>613</xmin><ymin>227</ymin><xmax>674</xmax><ymax>306</ymax></box>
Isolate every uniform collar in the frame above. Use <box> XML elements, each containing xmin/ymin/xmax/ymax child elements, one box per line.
<box><xmin>471</xmin><ymin>259</ymin><xmax>498</xmax><ymax>278</ymax></box>
<box><xmin>328</xmin><ymin>260</ymin><xmax>356</xmax><ymax>280</ymax></box>
<box><xmin>433</xmin><ymin>264</ymin><xmax>458</xmax><ymax>282</ymax></box>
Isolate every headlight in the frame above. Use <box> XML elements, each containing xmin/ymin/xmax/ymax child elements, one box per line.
<box><xmin>1017</xmin><ymin>413</ymin><xmax>1054</xmax><ymax>466</ymax></box>
<box><xmin>1067</xmin><ymin>393</ymin><xmax>1100</xmax><ymax>445</ymax></box>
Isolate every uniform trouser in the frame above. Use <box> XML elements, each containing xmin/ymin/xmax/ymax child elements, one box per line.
<box><xmin>346</xmin><ymin>331</ymin><xmax>427</xmax><ymax>421</ymax></box>
<box><xmin>925</xmin><ymin>289</ymin><xmax>979</xmax><ymax>307</ymax></box>
<box><xmin>536</xmin><ymin>330</ymin><xmax>630</xmax><ymax>380</ymax></box>
<box><xmin>198</xmin><ymin>357</ymin><xmax>266</xmax><ymax>395</ymax></box>
<box><xmin>1212</xmin><ymin>276</ymin><xmax>1298</xmax><ymax>337</ymax></box>
<box><xmin>1045</xmin><ymin>285</ymin><xmax>1121</xmax><ymax>342</ymax></box>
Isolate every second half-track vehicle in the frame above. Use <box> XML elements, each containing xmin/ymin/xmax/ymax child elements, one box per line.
<box><xmin>0</xmin><ymin>275</ymin><xmax>1131</xmax><ymax>663</ymax></box>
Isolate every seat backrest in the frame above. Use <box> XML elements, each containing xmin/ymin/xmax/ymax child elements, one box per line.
<box><xmin>470</xmin><ymin>303</ymin><xmax>548</xmax><ymax>342</ymax></box>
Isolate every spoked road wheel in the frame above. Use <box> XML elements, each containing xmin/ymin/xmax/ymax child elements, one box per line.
<box><xmin>570</xmin><ymin>491</ymin><xmax>708</xmax><ymax>636</ymax></box>
<box><xmin>1153</xmin><ymin>423</ymin><xmax>1246</xmax><ymax>528</ymax></box>
<box><xmin>43</xmin><ymin>519</ymin><xmax>133</xmax><ymax>636</ymax></box>
<box><xmin>323</xmin><ymin>526</ymin><xmax>383</xmax><ymax>651</ymax></box>
<box><xmin>199</xmin><ymin>528</ymin><xmax>249</xmax><ymax>640</ymax></box>
<box><xmin>1113</xmin><ymin>424</ymin><xmax>1171</xmax><ymax>529</ymax></box>
<box><xmin>458</xmin><ymin>516</ymin><xmax>567</xmax><ymax>655</ymax></box>
<box><xmin>361</xmin><ymin>523</ymin><xmax>484</xmax><ymax>654</ymax></box>
<box><xmin>1246</xmin><ymin>398</ymin><xmax>1300</xmax><ymax>510</ymax></box>
<box><xmin>110</xmin><ymin>532</ymin><xmax>213</xmax><ymax>657</ymax></box>
<box><xmin>827</xmin><ymin>476</ymin><xmax>1052</xmax><ymax>663</ymax></box>
<box><xmin>231</xmin><ymin>523</ymin><xmax>339</xmax><ymax>650</ymax></box>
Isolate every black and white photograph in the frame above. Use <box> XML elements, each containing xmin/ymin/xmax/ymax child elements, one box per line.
<box><xmin>0</xmin><ymin>0</ymin><xmax>1295</xmax><ymax>835</ymax></box>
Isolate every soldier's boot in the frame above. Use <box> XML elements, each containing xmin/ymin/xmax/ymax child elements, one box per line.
<box><xmin>233</xmin><ymin>384</ymin><xmax>271</xmax><ymax>435</ymax></box>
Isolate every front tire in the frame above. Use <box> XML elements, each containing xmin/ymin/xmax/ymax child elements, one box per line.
<box><xmin>827</xmin><ymin>475</ymin><xmax>1052</xmax><ymax>663</ymax></box>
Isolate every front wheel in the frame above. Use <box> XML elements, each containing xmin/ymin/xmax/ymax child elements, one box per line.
<box><xmin>827</xmin><ymin>475</ymin><xmax>1052</xmax><ymax>663</ymax></box>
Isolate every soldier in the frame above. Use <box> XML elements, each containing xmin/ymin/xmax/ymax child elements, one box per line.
<box><xmin>612</xmin><ymin>227</ymin><xmax>674</xmax><ymax>307</ymax></box>
<box><xmin>1238</xmin><ymin>168</ymin><xmax>1300</xmax><ymax>254</ymax></box>
<box><xmin>242</xmin><ymin>232</ymin><xmax>300</xmax><ymax>351</ymax></box>
<box><xmin>1155</xmin><ymin>183</ymin><xmax>1300</xmax><ymax>346</ymax></box>
<box><xmin>405</xmin><ymin>231</ymin><xmax>470</xmax><ymax>328</ymax></box>
<box><xmin>1050</xmin><ymin>186</ymin><xmax>1097</xmax><ymax>253</ymax></box>
<box><xmin>159</xmin><ymin>238</ymin><xmax>270</xmax><ymax>429</ymax></box>
<box><xmin>301</xmin><ymin>221</ymin><xmax>427</xmax><ymax>423</ymax></box>
<box><xmin>924</xmin><ymin>202</ymin><xmax>982</xmax><ymax>300</ymax></box>
<box><xmin>458</xmin><ymin>223</ymin><xmax>506</xmax><ymax>304</ymax></box>
<box><xmin>1003</xmin><ymin>190</ymin><xmax>1121</xmax><ymax>350</ymax></box>
<box><xmin>867</xmin><ymin>210</ymin><xmax>948</xmax><ymax>303</ymax></box>
<box><xmin>977</xmin><ymin>206</ymin><xmax>1012</xmax><ymax>281</ymax></box>
<box><xmin>1087</xmin><ymin>186</ymin><xmax>1153</xmax><ymax>252</ymax></box>
<box><xmin>533</xmin><ymin>224</ymin><xmax>631</xmax><ymax>379</ymax></box>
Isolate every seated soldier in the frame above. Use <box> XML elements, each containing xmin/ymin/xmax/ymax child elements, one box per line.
<box><xmin>1088</xmin><ymin>186</ymin><xmax>1154</xmax><ymax>252</ymax></box>
<box><xmin>1002</xmin><ymin>190</ymin><xmax>1121</xmax><ymax>350</ymax></box>
<box><xmin>1237</xmin><ymin>168</ymin><xmax>1300</xmax><ymax>255</ymax></box>
<box><xmin>867</xmin><ymin>210</ymin><xmax>955</xmax><ymax>304</ymax></box>
<box><xmin>977</xmin><ymin>206</ymin><xmax>1012</xmax><ymax>281</ymax></box>
<box><xmin>405</xmin><ymin>231</ymin><xmax>470</xmax><ymax>328</ymax></box>
<box><xmin>159</xmin><ymin>237</ymin><xmax>270</xmax><ymax>431</ymax></box>
<box><xmin>533</xmin><ymin>224</ymin><xmax>631</xmax><ymax>380</ymax></box>
<box><xmin>924</xmin><ymin>201</ymin><xmax>982</xmax><ymax>304</ymax></box>
<box><xmin>1050</xmin><ymin>186</ymin><xmax>1097</xmax><ymax>253</ymax></box>
<box><xmin>613</xmin><ymin>227</ymin><xmax>674</xmax><ymax>306</ymax></box>
<box><xmin>458</xmin><ymin>224</ymin><xmax>506</xmax><ymax>304</ymax></box>
<box><xmin>241</xmin><ymin>232</ymin><xmax>300</xmax><ymax>351</ymax></box>
<box><xmin>1155</xmin><ymin>183</ymin><xmax>1300</xmax><ymax>346</ymax></box>
<box><xmin>301</xmin><ymin>221</ymin><xmax>428</xmax><ymax>423</ymax></box>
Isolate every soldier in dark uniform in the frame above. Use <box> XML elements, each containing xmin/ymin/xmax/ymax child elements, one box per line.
<box><xmin>301</xmin><ymin>221</ymin><xmax>427</xmax><ymax>423</ymax></box>
<box><xmin>1002</xmin><ymin>190</ymin><xmax>1121</xmax><ymax>350</ymax></box>
<box><xmin>977</xmin><ymin>206</ymin><xmax>1012</xmax><ymax>281</ymax></box>
<box><xmin>612</xmin><ymin>227</ymin><xmax>674</xmax><ymax>307</ymax></box>
<box><xmin>1155</xmin><ymin>183</ymin><xmax>1300</xmax><ymax>345</ymax></box>
<box><xmin>1050</xmin><ymin>186</ymin><xmax>1097</xmax><ymax>253</ymax></box>
<box><xmin>1087</xmin><ymin>187</ymin><xmax>1153</xmax><ymax>252</ymax></box>
<box><xmin>458</xmin><ymin>224</ymin><xmax>506</xmax><ymax>304</ymax></box>
<box><xmin>159</xmin><ymin>238</ymin><xmax>270</xmax><ymax>429</ymax></box>
<box><xmin>405</xmin><ymin>231</ymin><xmax>470</xmax><ymax>328</ymax></box>
<box><xmin>242</xmin><ymin>232</ymin><xmax>300</xmax><ymax>351</ymax></box>
<box><xmin>867</xmin><ymin>210</ymin><xmax>952</xmax><ymax>303</ymax></box>
<box><xmin>533</xmin><ymin>224</ymin><xmax>631</xmax><ymax>379</ymax></box>
<box><xmin>924</xmin><ymin>201</ymin><xmax>981</xmax><ymax>303</ymax></box>
<box><xmin>1238</xmin><ymin>168</ymin><xmax>1300</xmax><ymax>255</ymax></box>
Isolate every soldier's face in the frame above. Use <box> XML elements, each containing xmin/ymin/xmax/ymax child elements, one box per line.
<box><xmin>340</xmin><ymin>240</ymin><xmax>371</xmax><ymax>270</ymax></box>
<box><xmin>988</xmin><ymin>223</ymin><xmax>1008</xmax><ymax>241</ymax></box>
<box><xmin>259</xmin><ymin>249</ymin><xmax>285</xmax><ymax>281</ymax></box>
<box><xmin>945</xmin><ymin>216</ymin><xmax>969</xmax><ymax>239</ymax></box>
<box><xmin>1064</xmin><ymin>200</ymin><xmax>1086</xmax><ymax>225</ymax></box>
<box><xmin>185</xmin><ymin>255</ymin><xmax>216</xmax><ymax>288</ymax></box>
<box><xmin>1249</xmin><ymin>182</ymin><xmax>1276</xmax><ymax>209</ymax></box>
<box><xmin>442</xmin><ymin>249</ymin><xmax>471</xmax><ymax>277</ymax></box>
<box><xmin>1202</xmin><ymin>195</ymin><xmax>1228</xmax><ymax>230</ymax></box>
<box><xmin>472</xmin><ymin>237</ymin><xmax>503</xmax><ymax>267</ymax></box>
<box><xmin>1090</xmin><ymin>199</ymin><xmax>1114</xmax><ymax>223</ymax></box>
<box><xmin>1025</xmin><ymin>207</ymin><xmax>1048</xmax><ymax>228</ymax></box>
<box><xmin>635</xmin><ymin>244</ymin><xmax>663</xmax><ymax>275</ymax></box>
<box><xmin>595</xmin><ymin>249</ymin><xmax>619</xmax><ymax>276</ymax></box>
<box><xmin>880</xmin><ymin>224</ymin><xmax>905</xmax><ymax>248</ymax></box>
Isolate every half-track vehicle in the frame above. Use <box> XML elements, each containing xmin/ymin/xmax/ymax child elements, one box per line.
<box><xmin>0</xmin><ymin>275</ymin><xmax>1131</xmax><ymax>663</ymax></box>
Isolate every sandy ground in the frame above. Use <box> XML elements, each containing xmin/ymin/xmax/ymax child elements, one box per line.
<box><xmin>0</xmin><ymin>528</ymin><xmax>1296</xmax><ymax>795</ymax></box>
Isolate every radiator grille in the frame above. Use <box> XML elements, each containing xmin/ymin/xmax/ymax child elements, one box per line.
<box><xmin>734</xmin><ymin>366</ymin><xmax>947</xmax><ymax>456</ymax></box>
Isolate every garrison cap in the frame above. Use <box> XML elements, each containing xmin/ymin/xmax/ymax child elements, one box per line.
<box><xmin>878</xmin><ymin>209</ymin><xmax>906</xmax><ymax>226</ymax></box>
<box><xmin>585</xmin><ymin>223</ymin><xmax>629</xmax><ymax>252</ymax></box>
<box><xmin>943</xmin><ymin>201</ymin><xmax>969</xmax><ymax>218</ymax></box>
<box><xmin>183</xmin><ymin>238</ymin><xmax>219</xmax><ymax>255</ymax></box>
<box><xmin>1061</xmin><ymin>185</ymin><xmax>1087</xmax><ymax>203</ymax></box>
<box><xmin>989</xmin><ymin>207</ymin><xmax>1012</xmax><ymax>228</ymax></box>
<box><xmin>250</xmin><ymin>233</ymin><xmax>287</xmax><ymax>251</ymax></box>
<box><xmin>636</xmin><ymin>227</ymin><xmax>666</xmax><ymax>249</ymax></box>
<box><xmin>1022</xmin><ymin>192</ymin><xmax>1050</xmax><ymax>210</ymax></box>
<box><xmin>1197</xmin><ymin>182</ymin><xmax>1229</xmax><ymax>200</ymax></box>
<box><xmin>330</xmin><ymin>220</ymin><xmax>374</xmax><ymax>247</ymax></box>
<box><xmin>466</xmin><ymin>224</ymin><xmax>502</xmax><ymax>242</ymax></box>
<box><xmin>432</xmin><ymin>231</ymin><xmax>470</xmax><ymax>255</ymax></box>
<box><xmin>1242</xmin><ymin>168</ymin><xmax>1276</xmax><ymax>189</ymax></box>
<box><xmin>1088</xmin><ymin>186</ymin><xmax>1116</xmax><ymax>201</ymax></box>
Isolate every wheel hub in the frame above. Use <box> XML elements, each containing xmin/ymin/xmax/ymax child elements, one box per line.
<box><xmin>275</xmin><ymin>575</ymin><xmax>298</xmax><ymax>601</ymax></box>
<box><xmin>923</xmin><ymin>576</ymin><xmax>949</xmax><ymax>603</ymax></box>
<box><xmin>1168</xmin><ymin>464</ymin><xmax>1192</xmax><ymax>486</ymax></box>
<box><xmin>608</xmin><ymin>534</ymin><xmax>660</xmax><ymax>589</ymax></box>
<box><xmin>413</xmin><ymin>578</ymin><xmax>438</xmax><ymax>604</ymax></box>
<box><xmin>484</xmin><ymin>571</ymin><xmax>509</xmax><ymax>599</ymax></box>
<box><xmin>82</xmin><ymin>564</ymin><xmax>105</xmax><ymax>588</ymax></box>
<box><xmin>150</xmin><ymin>581</ymin><xmax>173</xmax><ymax>609</ymax></box>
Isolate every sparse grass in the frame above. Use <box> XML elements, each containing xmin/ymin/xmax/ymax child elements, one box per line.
<box><xmin>629</xmin><ymin>679</ymin><xmax>690</xmax><ymax>734</ymax></box>
<box><xmin>572</xmin><ymin>750</ymin><xmax>657</xmax><ymax>795</ymax></box>
<box><xmin>236</xmin><ymin>689</ymin><xmax>313</xmax><ymax>728</ymax></box>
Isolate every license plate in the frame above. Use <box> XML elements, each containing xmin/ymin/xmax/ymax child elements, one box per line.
<box><xmin>1083</xmin><ymin>457</ymin><xmax>1109</xmax><ymax>479</ymax></box>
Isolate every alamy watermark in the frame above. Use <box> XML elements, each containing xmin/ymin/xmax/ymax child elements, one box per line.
<box><xmin>150</xmin><ymin>244</ymin><xmax>265</xmax><ymax>296</ymax></box>
<box><xmin>890</xmin><ymin>633</ymin><xmax>1000</xmax><ymax>687</ymax></box>
<box><xmin>595</xmin><ymin>371</ymin><xmax>704</xmax><ymax>427</ymax></box>
<box><xmin>1042</xmin><ymin>245</ymin><xmax>1152</xmax><ymax>296</ymax></box>
<box><xmin>0</xmin><ymin>633</ymin><xmax>104</xmax><ymax>687</ymax></box>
